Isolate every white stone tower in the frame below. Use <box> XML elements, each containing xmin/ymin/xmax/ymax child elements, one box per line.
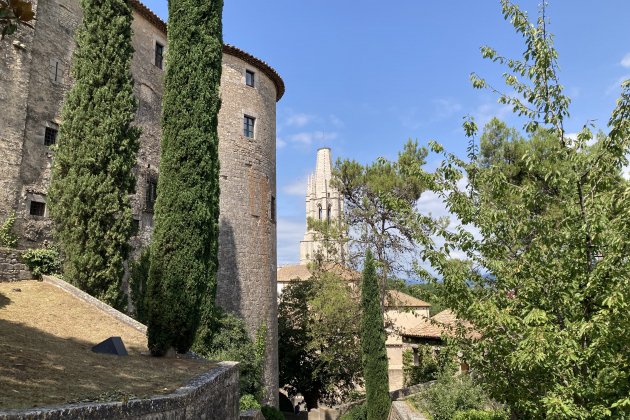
<box><xmin>299</xmin><ymin>148</ymin><xmax>346</xmax><ymax>264</ymax></box>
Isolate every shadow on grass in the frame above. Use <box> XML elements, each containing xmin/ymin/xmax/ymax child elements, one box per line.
<box><xmin>0</xmin><ymin>292</ymin><xmax>10</xmax><ymax>309</ymax></box>
<box><xmin>0</xmin><ymin>318</ymin><xmax>211</xmax><ymax>410</ymax></box>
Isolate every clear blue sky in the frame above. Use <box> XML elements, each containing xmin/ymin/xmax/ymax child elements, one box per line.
<box><xmin>142</xmin><ymin>0</ymin><xmax>630</xmax><ymax>265</ymax></box>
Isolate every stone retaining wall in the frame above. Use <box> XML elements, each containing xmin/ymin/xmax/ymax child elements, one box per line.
<box><xmin>0</xmin><ymin>247</ymin><xmax>30</xmax><ymax>282</ymax></box>
<box><xmin>0</xmin><ymin>362</ymin><xmax>240</xmax><ymax>420</ymax></box>
<box><xmin>42</xmin><ymin>274</ymin><xmax>147</xmax><ymax>333</ymax></box>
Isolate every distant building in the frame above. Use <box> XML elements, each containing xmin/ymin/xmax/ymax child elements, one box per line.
<box><xmin>299</xmin><ymin>148</ymin><xmax>347</xmax><ymax>264</ymax></box>
<box><xmin>277</xmin><ymin>151</ymin><xmax>432</xmax><ymax>391</ymax></box>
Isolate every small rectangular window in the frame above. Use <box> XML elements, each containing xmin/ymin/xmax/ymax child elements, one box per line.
<box><xmin>244</xmin><ymin>115</ymin><xmax>255</xmax><ymax>138</ymax></box>
<box><xmin>270</xmin><ymin>195</ymin><xmax>276</xmax><ymax>223</ymax></box>
<box><xmin>44</xmin><ymin>126</ymin><xmax>58</xmax><ymax>146</ymax></box>
<box><xmin>131</xmin><ymin>218</ymin><xmax>140</xmax><ymax>235</ymax></box>
<box><xmin>30</xmin><ymin>201</ymin><xmax>46</xmax><ymax>217</ymax></box>
<box><xmin>155</xmin><ymin>43</ymin><xmax>164</xmax><ymax>69</ymax></box>
<box><xmin>246</xmin><ymin>70</ymin><xmax>255</xmax><ymax>87</ymax></box>
<box><xmin>145</xmin><ymin>177</ymin><xmax>158</xmax><ymax>212</ymax></box>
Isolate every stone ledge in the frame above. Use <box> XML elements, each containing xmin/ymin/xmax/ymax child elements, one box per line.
<box><xmin>240</xmin><ymin>408</ymin><xmax>264</xmax><ymax>420</ymax></box>
<box><xmin>0</xmin><ymin>362</ymin><xmax>240</xmax><ymax>420</ymax></box>
<box><xmin>42</xmin><ymin>274</ymin><xmax>147</xmax><ymax>334</ymax></box>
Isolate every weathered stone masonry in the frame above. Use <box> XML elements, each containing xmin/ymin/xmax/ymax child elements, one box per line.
<box><xmin>0</xmin><ymin>0</ymin><xmax>284</xmax><ymax>406</ymax></box>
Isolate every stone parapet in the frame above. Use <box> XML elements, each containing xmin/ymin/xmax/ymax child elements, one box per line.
<box><xmin>0</xmin><ymin>362</ymin><xmax>240</xmax><ymax>420</ymax></box>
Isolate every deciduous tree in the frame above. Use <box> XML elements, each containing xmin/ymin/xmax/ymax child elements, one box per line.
<box><xmin>418</xmin><ymin>1</ymin><xmax>630</xmax><ymax>417</ymax></box>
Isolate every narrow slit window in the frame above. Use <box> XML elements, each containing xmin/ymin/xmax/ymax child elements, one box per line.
<box><xmin>155</xmin><ymin>42</ymin><xmax>164</xmax><ymax>69</ymax></box>
<box><xmin>246</xmin><ymin>70</ymin><xmax>255</xmax><ymax>87</ymax></box>
<box><xmin>145</xmin><ymin>177</ymin><xmax>158</xmax><ymax>212</ymax></box>
<box><xmin>270</xmin><ymin>196</ymin><xmax>276</xmax><ymax>223</ymax></box>
<box><xmin>244</xmin><ymin>115</ymin><xmax>255</xmax><ymax>138</ymax></box>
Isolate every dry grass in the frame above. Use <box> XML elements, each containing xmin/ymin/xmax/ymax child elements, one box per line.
<box><xmin>0</xmin><ymin>280</ymin><xmax>213</xmax><ymax>409</ymax></box>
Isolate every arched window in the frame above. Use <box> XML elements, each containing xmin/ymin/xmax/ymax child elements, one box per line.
<box><xmin>327</xmin><ymin>205</ymin><xmax>332</xmax><ymax>221</ymax></box>
<box><xmin>318</xmin><ymin>205</ymin><xmax>322</xmax><ymax>220</ymax></box>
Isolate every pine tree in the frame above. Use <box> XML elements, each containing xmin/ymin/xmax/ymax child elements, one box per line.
<box><xmin>48</xmin><ymin>0</ymin><xmax>139</xmax><ymax>308</ymax></box>
<box><xmin>361</xmin><ymin>250</ymin><xmax>391</xmax><ymax>419</ymax></box>
<box><xmin>146</xmin><ymin>0</ymin><xmax>223</xmax><ymax>355</ymax></box>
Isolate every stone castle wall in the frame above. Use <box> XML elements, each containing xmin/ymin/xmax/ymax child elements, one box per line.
<box><xmin>0</xmin><ymin>0</ymin><xmax>281</xmax><ymax>406</ymax></box>
<box><xmin>215</xmin><ymin>52</ymin><xmax>279</xmax><ymax>405</ymax></box>
<box><xmin>0</xmin><ymin>248</ymin><xmax>30</xmax><ymax>282</ymax></box>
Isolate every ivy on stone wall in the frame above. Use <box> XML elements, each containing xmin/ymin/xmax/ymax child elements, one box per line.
<box><xmin>146</xmin><ymin>0</ymin><xmax>223</xmax><ymax>355</ymax></box>
<box><xmin>48</xmin><ymin>0</ymin><xmax>139</xmax><ymax>309</ymax></box>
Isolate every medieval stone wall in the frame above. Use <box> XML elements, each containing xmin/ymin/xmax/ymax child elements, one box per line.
<box><xmin>0</xmin><ymin>362</ymin><xmax>240</xmax><ymax>420</ymax></box>
<box><xmin>0</xmin><ymin>248</ymin><xmax>30</xmax><ymax>282</ymax></box>
<box><xmin>215</xmin><ymin>52</ymin><xmax>279</xmax><ymax>406</ymax></box>
<box><xmin>0</xmin><ymin>0</ymin><xmax>281</xmax><ymax>407</ymax></box>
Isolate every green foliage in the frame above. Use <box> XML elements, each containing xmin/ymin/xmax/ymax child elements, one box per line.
<box><xmin>416</xmin><ymin>1</ymin><xmax>630</xmax><ymax>418</ymax></box>
<box><xmin>146</xmin><ymin>0</ymin><xmax>223</xmax><ymax>356</ymax></box>
<box><xmin>360</xmin><ymin>250</ymin><xmax>390</xmax><ymax>420</ymax></box>
<box><xmin>0</xmin><ymin>0</ymin><xmax>34</xmax><ymax>39</ymax></box>
<box><xmin>128</xmin><ymin>248</ymin><xmax>150</xmax><ymax>324</ymax></box>
<box><xmin>239</xmin><ymin>394</ymin><xmax>261</xmax><ymax>411</ymax></box>
<box><xmin>0</xmin><ymin>212</ymin><xmax>18</xmax><ymax>248</ymax></box>
<box><xmin>278</xmin><ymin>271</ymin><xmax>362</xmax><ymax>408</ymax></box>
<box><xmin>48</xmin><ymin>0</ymin><xmax>139</xmax><ymax>309</ymax></box>
<box><xmin>410</xmin><ymin>374</ymin><xmax>495</xmax><ymax>420</ymax></box>
<box><xmin>340</xmin><ymin>404</ymin><xmax>367</xmax><ymax>420</ymax></box>
<box><xmin>21</xmin><ymin>246</ymin><xmax>61</xmax><ymax>278</ymax></box>
<box><xmin>261</xmin><ymin>405</ymin><xmax>284</xmax><ymax>420</ymax></box>
<box><xmin>452</xmin><ymin>409</ymin><xmax>508</xmax><ymax>420</ymax></box>
<box><xmin>332</xmin><ymin>140</ymin><xmax>432</xmax><ymax>301</ymax></box>
<box><xmin>403</xmin><ymin>347</ymin><xmax>438</xmax><ymax>386</ymax></box>
<box><xmin>193</xmin><ymin>311</ymin><xmax>264</xmax><ymax>401</ymax></box>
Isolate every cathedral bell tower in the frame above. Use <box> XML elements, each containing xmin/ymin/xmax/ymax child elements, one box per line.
<box><xmin>299</xmin><ymin>148</ymin><xmax>347</xmax><ymax>264</ymax></box>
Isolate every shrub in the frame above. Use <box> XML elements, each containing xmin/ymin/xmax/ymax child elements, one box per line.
<box><xmin>0</xmin><ymin>212</ymin><xmax>18</xmax><ymax>248</ymax></box>
<box><xmin>193</xmin><ymin>311</ymin><xmax>265</xmax><ymax>400</ymax></box>
<box><xmin>410</xmin><ymin>373</ymin><xmax>491</xmax><ymax>420</ymax></box>
<box><xmin>22</xmin><ymin>247</ymin><xmax>61</xmax><ymax>278</ymax></box>
<box><xmin>239</xmin><ymin>394</ymin><xmax>261</xmax><ymax>411</ymax></box>
<box><xmin>403</xmin><ymin>347</ymin><xmax>438</xmax><ymax>386</ymax></box>
<box><xmin>261</xmin><ymin>405</ymin><xmax>284</xmax><ymax>420</ymax></box>
<box><xmin>129</xmin><ymin>248</ymin><xmax>150</xmax><ymax>324</ymax></box>
<box><xmin>340</xmin><ymin>403</ymin><xmax>367</xmax><ymax>420</ymax></box>
<box><xmin>452</xmin><ymin>409</ymin><xmax>509</xmax><ymax>420</ymax></box>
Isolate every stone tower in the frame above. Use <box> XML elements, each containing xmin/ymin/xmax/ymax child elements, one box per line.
<box><xmin>0</xmin><ymin>0</ymin><xmax>283</xmax><ymax>406</ymax></box>
<box><xmin>299</xmin><ymin>148</ymin><xmax>346</xmax><ymax>264</ymax></box>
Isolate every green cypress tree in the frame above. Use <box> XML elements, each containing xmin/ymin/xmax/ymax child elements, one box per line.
<box><xmin>48</xmin><ymin>0</ymin><xmax>139</xmax><ymax>308</ymax></box>
<box><xmin>146</xmin><ymin>0</ymin><xmax>223</xmax><ymax>355</ymax></box>
<box><xmin>361</xmin><ymin>249</ymin><xmax>391</xmax><ymax>419</ymax></box>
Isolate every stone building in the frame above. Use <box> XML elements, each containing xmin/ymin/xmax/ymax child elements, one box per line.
<box><xmin>299</xmin><ymin>147</ymin><xmax>347</xmax><ymax>264</ymax></box>
<box><xmin>0</xmin><ymin>0</ymin><xmax>283</xmax><ymax>406</ymax></box>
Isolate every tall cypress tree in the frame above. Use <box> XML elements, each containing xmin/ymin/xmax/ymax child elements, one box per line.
<box><xmin>146</xmin><ymin>0</ymin><xmax>223</xmax><ymax>355</ymax></box>
<box><xmin>361</xmin><ymin>250</ymin><xmax>391</xmax><ymax>419</ymax></box>
<box><xmin>48</xmin><ymin>0</ymin><xmax>139</xmax><ymax>308</ymax></box>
